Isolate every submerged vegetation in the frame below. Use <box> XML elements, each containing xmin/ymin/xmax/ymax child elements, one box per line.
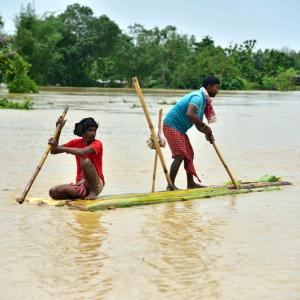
<box><xmin>224</xmin><ymin>175</ymin><xmax>281</xmax><ymax>186</ymax></box>
<box><xmin>0</xmin><ymin>97</ymin><xmax>34</xmax><ymax>109</ymax></box>
<box><xmin>1</xmin><ymin>5</ymin><xmax>300</xmax><ymax>91</ymax></box>
<box><xmin>259</xmin><ymin>174</ymin><xmax>281</xmax><ymax>182</ymax></box>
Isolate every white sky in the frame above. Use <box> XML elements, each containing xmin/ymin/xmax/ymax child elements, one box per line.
<box><xmin>0</xmin><ymin>0</ymin><xmax>299</xmax><ymax>50</ymax></box>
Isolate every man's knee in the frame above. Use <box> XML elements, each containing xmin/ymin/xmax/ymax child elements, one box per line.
<box><xmin>80</xmin><ymin>157</ymin><xmax>92</xmax><ymax>169</ymax></box>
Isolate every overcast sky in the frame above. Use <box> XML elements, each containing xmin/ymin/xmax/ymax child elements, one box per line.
<box><xmin>1</xmin><ymin>0</ymin><xmax>299</xmax><ymax>50</ymax></box>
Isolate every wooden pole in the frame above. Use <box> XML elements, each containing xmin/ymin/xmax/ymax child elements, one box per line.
<box><xmin>151</xmin><ymin>109</ymin><xmax>163</xmax><ymax>192</ymax></box>
<box><xmin>212</xmin><ymin>142</ymin><xmax>238</xmax><ymax>189</ymax></box>
<box><xmin>132</xmin><ymin>77</ymin><xmax>173</xmax><ymax>190</ymax></box>
<box><xmin>17</xmin><ymin>106</ymin><xmax>69</xmax><ymax>204</ymax></box>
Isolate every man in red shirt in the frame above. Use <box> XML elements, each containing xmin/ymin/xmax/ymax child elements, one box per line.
<box><xmin>48</xmin><ymin>117</ymin><xmax>104</xmax><ymax>200</ymax></box>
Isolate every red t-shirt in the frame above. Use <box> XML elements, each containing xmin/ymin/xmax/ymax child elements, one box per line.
<box><xmin>63</xmin><ymin>138</ymin><xmax>104</xmax><ymax>183</ymax></box>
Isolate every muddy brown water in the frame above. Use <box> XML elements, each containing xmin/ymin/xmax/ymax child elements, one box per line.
<box><xmin>0</xmin><ymin>89</ymin><xmax>299</xmax><ymax>299</ymax></box>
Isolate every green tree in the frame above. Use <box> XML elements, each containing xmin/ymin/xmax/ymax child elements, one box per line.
<box><xmin>172</xmin><ymin>37</ymin><xmax>242</xmax><ymax>89</ymax></box>
<box><xmin>100</xmin><ymin>34</ymin><xmax>136</xmax><ymax>84</ymax></box>
<box><xmin>157</xmin><ymin>26</ymin><xmax>193</xmax><ymax>87</ymax></box>
<box><xmin>10</xmin><ymin>3</ymin><xmax>300</xmax><ymax>90</ymax></box>
<box><xmin>14</xmin><ymin>6</ymin><xmax>64</xmax><ymax>85</ymax></box>
<box><xmin>0</xmin><ymin>35</ymin><xmax>37</xmax><ymax>93</ymax></box>
<box><xmin>14</xmin><ymin>4</ymin><xmax>123</xmax><ymax>86</ymax></box>
<box><xmin>128</xmin><ymin>24</ymin><xmax>194</xmax><ymax>88</ymax></box>
<box><xmin>57</xmin><ymin>4</ymin><xmax>122</xmax><ymax>86</ymax></box>
<box><xmin>193</xmin><ymin>35</ymin><xmax>214</xmax><ymax>51</ymax></box>
<box><xmin>256</xmin><ymin>49</ymin><xmax>295</xmax><ymax>76</ymax></box>
<box><xmin>226</xmin><ymin>40</ymin><xmax>258</xmax><ymax>82</ymax></box>
<box><xmin>262</xmin><ymin>67</ymin><xmax>297</xmax><ymax>91</ymax></box>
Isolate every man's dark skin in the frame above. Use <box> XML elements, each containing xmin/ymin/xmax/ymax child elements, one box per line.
<box><xmin>170</xmin><ymin>83</ymin><xmax>220</xmax><ymax>189</ymax></box>
<box><xmin>48</xmin><ymin>117</ymin><xmax>102</xmax><ymax>200</ymax></box>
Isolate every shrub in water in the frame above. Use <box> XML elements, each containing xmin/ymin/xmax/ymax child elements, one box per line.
<box><xmin>0</xmin><ymin>97</ymin><xmax>34</xmax><ymax>109</ymax></box>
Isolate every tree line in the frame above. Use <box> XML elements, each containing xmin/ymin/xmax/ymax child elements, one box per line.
<box><xmin>1</xmin><ymin>3</ymin><xmax>300</xmax><ymax>92</ymax></box>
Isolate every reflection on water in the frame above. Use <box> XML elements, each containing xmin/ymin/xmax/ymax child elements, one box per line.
<box><xmin>144</xmin><ymin>201</ymin><xmax>222</xmax><ymax>299</ymax></box>
<box><xmin>70</xmin><ymin>212</ymin><xmax>111</xmax><ymax>298</ymax></box>
<box><xmin>0</xmin><ymin>90</ymin><xmax>300</xmax><ymax>299</ymax></box>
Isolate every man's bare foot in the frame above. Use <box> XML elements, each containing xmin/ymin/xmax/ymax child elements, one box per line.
<box><xmin>187</xmin><ymin>183</ymin><xmax>207</xmax><ymax>189</ymax></box>
<box><xmin>84</xmin><ymin>192</ymin><xmax>98</xmax><ymax>200</ymax></box>
<box><xmin>166</xmin><ymin>185</ymin><xmax>180</xmax><ymax>191</ymax></box>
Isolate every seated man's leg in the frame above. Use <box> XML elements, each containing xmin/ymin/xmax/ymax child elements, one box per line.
<box><xmin>80</xmin><ymin>158</ymin><xmax>104</xmax><ymax>199</ymax></box>
<box><xmin>49</xmin><ymin>184</ymin><xmax>79</xmax><ymax>200</ymax></box>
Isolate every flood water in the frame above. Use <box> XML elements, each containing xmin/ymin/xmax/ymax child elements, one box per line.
<box><xmin>0</xmin><ymin>89</ymin><xmax>299</xmax><ymax>299</ymax></box>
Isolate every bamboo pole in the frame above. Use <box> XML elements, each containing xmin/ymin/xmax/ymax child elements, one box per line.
<box><xmin>17</xmin><ymin>106</ymin><xmax>69</xmax><ymax>204</ymax></box>
<box><xmin>132</xmin><ymin>77</ymin><xmax>173</xmax><ymax>189</ymax></box>
<box><xmin>212</xmin><ymin>142</ymin><xmax>238</xmax><ymax>189</ymax></box>
<box><xmin>151</xmin><ymin>108</ymin><xmax>163</xmax><ymax>192</ymax></box>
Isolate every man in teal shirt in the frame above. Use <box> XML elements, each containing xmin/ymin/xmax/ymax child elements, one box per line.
<box><xmin>163</xmin><ymin>75</ymin><xmax>220</xmax><ymax>189</ymax></box>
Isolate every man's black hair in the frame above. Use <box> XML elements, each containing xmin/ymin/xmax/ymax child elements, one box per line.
<box><xmin>74</xmin><ymin>117</ymin><xmax>98</xmax><ymax>137</ymax></box>
<box><xmin>202</xmin><ymin>75</ymin><xmax>220</xmax><ymax>88</ymax></box>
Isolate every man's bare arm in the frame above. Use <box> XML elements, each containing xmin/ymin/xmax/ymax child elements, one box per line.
<box><xmin>186</xmin><ymin>104</ymin><xmax>215</xmax><ymax>143</ymax></box>
<box><xmin>186</xmin><ymin>104</ymin><xmax>205</xmax><ymax>129</ymax></box>
<box><xmin>49</xmin><ymin>139</ymin><xmax>95</xmax><ymax>156</ymax></box>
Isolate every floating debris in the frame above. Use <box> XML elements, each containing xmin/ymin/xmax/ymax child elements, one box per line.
<box><xmin>131</xmin><ymin>103</ymin><xmax>141</xmax><ymax>109</ymax></box>
<box><xmin>158</xmin><ymin>99</ymin><xmax>177</xmax><ymax>105</ymax></box>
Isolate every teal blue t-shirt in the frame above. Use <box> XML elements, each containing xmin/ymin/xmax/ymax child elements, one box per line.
<box><xmin>163</xmin><ymin>90</ymin><xmax>206</xmax><ymax>133</ymax></box>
